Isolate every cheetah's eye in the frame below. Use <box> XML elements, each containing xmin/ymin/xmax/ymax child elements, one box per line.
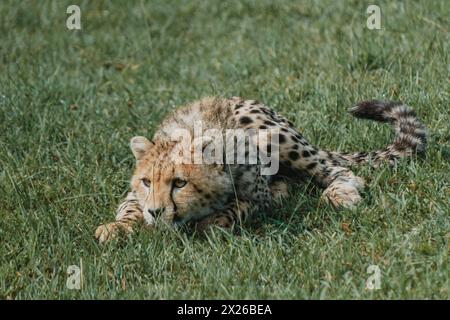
<box><xmin>141</xmin><ymin>178</ymin><xmax>151</xmax><ymax>188</ymax></box>
<box><xmin>173</xmin><ymin>178</ymin><xmax>187</xmax><ymax>188</ymax></box>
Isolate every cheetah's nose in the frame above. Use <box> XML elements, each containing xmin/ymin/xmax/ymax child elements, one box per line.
<box><xmin>148</xmin><ymin>208</ymin><xmax>165</xmax><ymax>217</ymax></box>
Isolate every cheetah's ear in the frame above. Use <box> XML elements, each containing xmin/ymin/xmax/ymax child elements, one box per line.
<box><xmin>130</xmin><ymin>136</ymin><xmax>154</xmax><ymax>160</ymax></box>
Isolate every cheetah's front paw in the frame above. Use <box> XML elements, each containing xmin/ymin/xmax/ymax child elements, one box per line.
<box><xmin>195</xmin><ymin>214</ymin><xmax>234</xmax><ymax>233</ymax></box>
<box><xmin>95</xmin><ymin>222</ymin><xmax>132</xmax><ymax>243</ymax></box>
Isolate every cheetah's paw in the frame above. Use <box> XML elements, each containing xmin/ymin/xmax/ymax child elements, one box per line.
<box><xmin>321</xmin><ymin>183</ymin><xmax>362</xmax><ymax>209</ymax></box>
<box><xmin>95</xmin><ymin>222</ymin><xmax>132</xmax><ymax>243</ymax></box>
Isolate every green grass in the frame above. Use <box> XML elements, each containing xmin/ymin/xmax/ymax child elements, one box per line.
<box><xmin>0</xmin><ymin>0</ymin><xmax>448</xmax><ymax>299</ymax></box>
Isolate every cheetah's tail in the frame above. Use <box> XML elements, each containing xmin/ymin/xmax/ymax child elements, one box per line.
<box><xmin>327</xmin><ymin>100</ymin><xmax>427</xmax><ymax>167</ymax></box>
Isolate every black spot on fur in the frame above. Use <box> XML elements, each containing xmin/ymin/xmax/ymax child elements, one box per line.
<box><xmin>302</xmin><ymin>150</ymin><xmax>311</xmax><ymax>157</ymax></box>
<box><xmin>288</xmin><ymin>151</ymin><xmax>300</xmax><ymax>161</ymax></box>
<box><xmin>259</xmin><ymin>125</ymin><xmax>267</xmax><ymax>129</ymax></box>
<box><xmin>192</xmin><ymin>183</ymin><xmax>203</xmax><ymax>194</ymax></box>
<box><xmin>279</xmin><ymin>134</ymin><xmax>286</xmax><ymax>144</ymax></box>
<box><xmin>264</xmin><ymin>120</ymin><xmax>275</xmax><ymax>126</ymax></box>
<box><xmin>306</xmin><ymin>162</ymin><xmax>317</xmax><ymax>170</ymax></box>
<box><xmin>250</xmin><ymin>109</ymin><xmax>260</xmax><ymax>114</ymax></box>
<box><xmin>292</xmin><ymin>134</ymin><xmax>305</xmax><ymax>144</ymax></box>
<box><xmin>261</xmin><ymin>108</ymin><xmax>275</xmax><ymax>116</ymax></box>
<box><xmin>240</xmin><ymin>116</ymin><xmax>253</xmax><ymax>125</ymax></box>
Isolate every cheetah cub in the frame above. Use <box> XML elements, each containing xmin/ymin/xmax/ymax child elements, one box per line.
<box><xmin>95</xmin><ymin>97</ymin><xmax>426</xmax><ymax>243</ymax></box>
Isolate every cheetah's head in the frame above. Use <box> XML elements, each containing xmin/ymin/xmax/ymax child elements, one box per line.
<box><xmin>129</xmin><ymin>136</ymin><xmax>232</xmax><ymax>227</ymax></box>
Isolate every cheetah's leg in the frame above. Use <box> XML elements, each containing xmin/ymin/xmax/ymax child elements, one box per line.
<box><xmin>318</xmin><ymin>165</ymin><xmax>365</xmax><ymax>209</ymax></box>
<box><xmin>95</xmin><ymin>192</ymin><xmax>144</xmax><ymax>243</ymax></box>
<box><xmin>263</xmin><ymin>126</ymin><xmax>365</xmax><ymax>208</ymax></box>
<box><xmin>194</xmin><ymin>199</ymin><xmax>253</xmax><ymax>233</ymax></box>
<box><xmin>230</xmin><ymin>98</ymin><xmax>364</xmax><ymax>208</ymax></box>
<box><xmin>279</xmin><ymin>146</ymin><xmax>365</xmax><ymax>209</ymax></box>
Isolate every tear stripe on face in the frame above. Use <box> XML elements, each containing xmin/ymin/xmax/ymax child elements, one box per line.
<box><xmin>143</xmin><ymin>186</ymin><xmax>156</xmax><ymax>226</ymax></box>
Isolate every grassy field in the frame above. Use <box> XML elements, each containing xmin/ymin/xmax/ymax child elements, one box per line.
<box><xmin>0</xmin><ymin>0</ymin><xmax>448</xmax><ymax>299</ymax></box>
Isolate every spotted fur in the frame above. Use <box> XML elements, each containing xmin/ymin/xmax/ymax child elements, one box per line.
<box><xmin>95</xmin><ymin>97</ymin><xmax>427</xmax><ymax>242</ymax></box>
